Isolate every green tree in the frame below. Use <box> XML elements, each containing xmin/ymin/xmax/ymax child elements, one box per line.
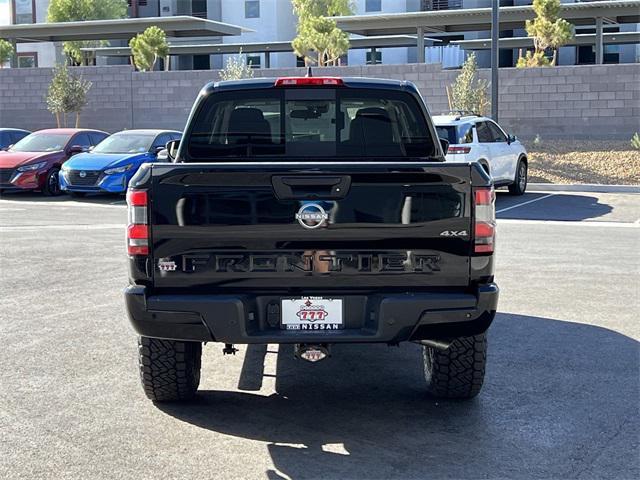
<box><xmin>446</xmin><ymin>53</ymin><xmax>489</xmax><ymax>115</ymax></box>
<box><xmin>218</xmin><ymin>49</ymin><xmax>254</xmax><ymax>81</ymax></box>
<box><xmin>46</xmin><ymin>64</ymin><xmax>92</xmax><ymax>127</ymax></box>
<box><xmin>291</xmin><ymin>0</ymin><xmax>353</xmax><ymax>67</ymax></box>
<box><xmin>0</xmin><ymin>39</ymin><xmax>14</xmax><ymax>68</ymax></box>
<box><xmin>518</xmin><ymin>0</ymin><xmax>573</xmax><ymax>67</ymax></box>
<box><xmin>129</xmin><ymin>26</ymin><xmax>169</xmax><ymax>72</ymax></box>
<box><xmin>47</xmin><ymin>0</ymin><xmax>128</xmax><ymax>65</ymax></box>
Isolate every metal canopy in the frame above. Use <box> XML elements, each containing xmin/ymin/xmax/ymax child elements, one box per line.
<box><xmin>81</xmin><ymin>35</ymin><xmax>439</xmax><ymax>57</ymax></box>
<box><xmin>332</xmin><ymin>1</ymin><xmax>640</xmax><ymax>36</ymax></box>
<box><xmin>453</xmin><ymin>31</ymin><xmax>640</xmax><ymax>50</ymax></box>
<box><xmin>0</xmin><ymin>16</ymin><xmax>251</xmax><ymax>43</ymax></box>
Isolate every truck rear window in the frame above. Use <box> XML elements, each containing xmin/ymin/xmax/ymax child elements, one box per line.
<box><xmin>186</xmin><ymin>88</ymin><xmax>436</xmax><ymax>160</ymax></box>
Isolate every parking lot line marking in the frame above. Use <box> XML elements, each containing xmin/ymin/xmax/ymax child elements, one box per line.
<box><xmin>498</xmin><ymin>219</ymin><xmax>639</xmax><ymax>228</ymax></box>
<box><xmin>0</xmin><ymin>200</ymin><xmax>125</xmax><ymax>209</ymax></box>
<box><xmin>1</xmin><ymin>223</ymin><xmax>124</xmax><ymax>230</ymax></box>
<box><xmin>496</xmin><ymin>193</ymin><xmax>555</xmax><ymax>214</ymax></box>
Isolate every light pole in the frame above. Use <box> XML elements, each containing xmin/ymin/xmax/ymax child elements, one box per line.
<box><xmin>491</xmin><ymin>0</ymin><xmax>499</xmax><ymax>121</ymax></box>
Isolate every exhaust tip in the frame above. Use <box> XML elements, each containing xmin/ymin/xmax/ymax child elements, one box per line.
<box><xmin>295</xmin><ymin>343</ymin><xmax>330</xmax><ymax>363</ymax></box>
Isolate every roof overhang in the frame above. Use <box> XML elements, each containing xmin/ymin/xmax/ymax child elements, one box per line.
<box><xmin>332</xmin><ymin>1</ymin><xmax>640</xmax><ymax>36</ymax></box>
<box><xmin>453</xmin><ymin>31</ymin><xmax>640</xmax><ymax>50</ymax></box>
<box><xmin>82</xmin><ymin>35</ymin><xmax>440</xmax><ymax>57</ymax></box>
<box><xmin>0</xmin><ymin>16</ymin><xmax>251</xmax><ymax>43</ymax></box>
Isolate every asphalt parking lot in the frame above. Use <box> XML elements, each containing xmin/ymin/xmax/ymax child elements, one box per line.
<box><xmin>1</xmin><ymin>189</ymin><xmax>639</xmax><ymax>480</ymax></box>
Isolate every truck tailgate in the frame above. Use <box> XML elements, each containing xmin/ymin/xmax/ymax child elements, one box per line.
<box><xmin>149</xmin><ymin>162</ymin><xmax>472</xmax><ymax>290</ymax></box>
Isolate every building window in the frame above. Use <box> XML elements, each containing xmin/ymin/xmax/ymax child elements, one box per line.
<box><xmin>17</xmin><ymin>52</ymin><xmax>37</xmax><ymax>68</ymax></box>
<box><xmin>365</xmin><ymin>0</ymin><xmax>382</xmax><ymax>12</ymax></box>
<box><xmin>366</xmin><ymin>49</ymin><xmax>382</xmax><ymax>65</ymax></box>
<box><xmin>12</xmin><ymin>0</ymin><xmax>35</xmax><ymax>24</ymax></box>
<box><xmin>245</xmin><ymin>0</ymin><xmax>260</xmax><ymax>18</ymax></box>
<box><xmin>247</xmin><ymin>55</ymin><xmax>261</xmax><ymax>69</ymax></box>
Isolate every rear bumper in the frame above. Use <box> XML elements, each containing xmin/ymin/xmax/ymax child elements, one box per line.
<box><xmin>124</xmin><ymin>284</ymin><xmax>499</xmax><ymax>344</ymax></box>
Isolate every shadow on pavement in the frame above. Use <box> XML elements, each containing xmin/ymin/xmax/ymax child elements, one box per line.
<box><xmin>157</xmin><ymin>314</ymin><xmax>639</xmax><ymax>479</ymax></box>
<box><xmin>496</xmin><ymin>193</ymin><xmax>613</xmax><ymax>221</ymax></box>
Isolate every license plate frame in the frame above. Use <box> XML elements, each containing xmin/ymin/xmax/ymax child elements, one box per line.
<box><xmin>281</xmin><ymin>297</ymin><xmax>344</xmax><ymax>331</ymax></box>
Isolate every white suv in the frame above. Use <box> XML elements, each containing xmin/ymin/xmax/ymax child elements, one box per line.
<box><xmin>433</xmin><ymin>114</ymin><xmax>528</xmax><ymax>195</ymax></box>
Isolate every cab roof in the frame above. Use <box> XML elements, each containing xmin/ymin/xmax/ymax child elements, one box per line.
<box><xmin>208</xmin><ymin>76</ymin><xmax>418</xmax><ymax>93</ymax></box>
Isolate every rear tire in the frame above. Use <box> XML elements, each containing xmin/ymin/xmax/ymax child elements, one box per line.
<box><xmin>138</xmin><ymin>336</ymin><xmax>202</xmax><ymax>402</ymax></box>
<box><xmin>42</xmin><ymin>167</ymin><xmax>61</xmax><ymax>196</ymax></box>
<box><xmin>508</xmin><ymin>159</ymin><xmax>527</xmax><ymax>196</ymax></box>
<box><xmin>422</xmin><ymin>333</ymin><xmax>487</xmax><ymax>399</ymax></box>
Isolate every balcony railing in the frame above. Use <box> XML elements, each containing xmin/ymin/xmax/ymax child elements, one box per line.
<box><xmin>425</xmin><ymin>0</ymin><xmax>464</xmax><ymax>10</ymax></box>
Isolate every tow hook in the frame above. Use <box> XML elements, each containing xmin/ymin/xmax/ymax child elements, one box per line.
<box><xmin>222</xmin><ymin>343</ymin><xmax>238</xmax><ymax>355</ymax></box>
<box><xmin>295</xmin><ymin>343</ymin><xmax>331</xmax><ymax>363</ymax></box>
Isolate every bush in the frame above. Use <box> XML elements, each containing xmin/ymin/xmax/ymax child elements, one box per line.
<box><xmin>446</xmin><ymin>53</ymin><xmax>489</xmax><ymax>115</ymax></box>
<box><xmin>46</xmin><ymin>64</ymin><xmax>92</xmax><ymax>127</ymax></box>
<box><xmin>631</xmin><ymin>133</ymin><xmax>640</xmax><ymax>150</ymax></box>
<box><xmin>218</xmin><ymin>50</ymin><xmax>254</xmax><ymax>81</ymax></box>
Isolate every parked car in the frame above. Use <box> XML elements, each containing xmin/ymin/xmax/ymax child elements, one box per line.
<box><xmin>0</xmin><ymin>128</ymin><xmax>108</xmax><ymax>195</ymax></box>
<box><xmin>125</xmin><ymin>76</ymin><xmax>498</xmax><ymax>402</ymax></box>
<box><xmin>59</xmin><ymin>129</ymin><xmax>182</xmax><ymax>196</ymax></box>
<box><xmin>433</xmin><ymin>113</ymin><xmax>528</xmax><ymax>195</ymax></box>
<box><xmin>0</xmin><ymin>128</ymin><xmax>31</xmax><ymax>150</ymax></box>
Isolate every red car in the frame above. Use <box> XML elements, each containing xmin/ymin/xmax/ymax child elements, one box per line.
<box><xmin>0</xmin><ymin>128</ymin><xmax>108</xmax><ymax>195</ymax></box>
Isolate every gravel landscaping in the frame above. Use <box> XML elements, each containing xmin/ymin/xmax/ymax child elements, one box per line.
<box><xmin>524</xmin><ymin>140</ymin><xmax>640</xmax><ymax>185</ymax></box>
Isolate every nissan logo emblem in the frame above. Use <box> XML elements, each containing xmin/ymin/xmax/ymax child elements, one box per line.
<box><xmin>79</xmin><ymin>171</ymin><xmax>87</xmax><ymax>178</ymax></box>
<box><xmin>295</xmin><ymin>203</ymin><xmax>328</xmax><ymax>229</ymax></box>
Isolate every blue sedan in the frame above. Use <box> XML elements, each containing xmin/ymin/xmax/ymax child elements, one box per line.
<box><xmin>59</xmin><ymin>129</ymin><xmax>181</xmax><ymax>196</ymax></box>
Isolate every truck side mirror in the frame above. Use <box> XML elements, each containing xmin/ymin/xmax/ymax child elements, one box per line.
<box><xmin>166</xmin><ymin>139</ymin><xmax>180</xmax><ymax>161</ymax></box>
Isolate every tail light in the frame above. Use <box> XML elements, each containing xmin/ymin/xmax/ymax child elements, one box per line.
<box><xmin>448</xmin><ymin>146</ymin><xmax>471</xmax><ymax>154</ymax></box>
<box><xmin>126</xmin><ymin>189</ymin><xmax>148</xmax><ymax>256</ymax></box>
<box><xmin>473</xmin><ymin>186</ymin><xmax>495</xmax><ymax>254</ymax></box>
<box><xmin>274</xmin><ymin>77</ymin><xmax>344</xmax><ymax>87</ymax></box>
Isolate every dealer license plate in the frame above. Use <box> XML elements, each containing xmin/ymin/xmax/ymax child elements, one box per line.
<box><xmin>281</xmin><ymin>297</ymin><xmax>343</xmax><ymax>331</ymax></box>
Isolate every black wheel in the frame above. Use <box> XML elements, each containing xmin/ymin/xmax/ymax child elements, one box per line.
<box><xmin>69</xmin><ymin>192</ymin><xmax>86</xmax><ymax>198</ymax></box>
<box><xmin>42</xmin><ymin>167</ymin><xmax>61</xmax><ymax>196</ymax></box>
<box><xmin>138</xmin><ymin>336</ymin><xmax>202</xmax><ymax>402</ymax></box>
<box><xmin>508</xmin><ymin>159</ymin><xmax>527</xmax><ymax>196</ymax></box>
<box><xmin>422</xmin><ymin>333</ymin><xmax>487</xmax><ymax>399</ymax></box>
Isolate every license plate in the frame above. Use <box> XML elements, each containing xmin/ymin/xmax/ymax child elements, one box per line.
<box><xmin>281</xmin><ymin>297</ymin><xmax>343</xmax><ymax>331</ymax></box>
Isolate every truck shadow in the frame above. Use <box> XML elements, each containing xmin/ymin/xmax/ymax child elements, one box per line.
<box><xmin>495</xmin><ymin>192</ymin><xmax>613</xmax><ymax>221</ymax></box>
<box><xmin>157</xmin><ymin>314</ymin><xmax>639</xmax><ymax>479</ymax></box>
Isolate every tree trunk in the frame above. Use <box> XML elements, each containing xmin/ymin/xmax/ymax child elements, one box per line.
<box><xmin>62</xmin><ymin>112</ymin><xmax>67</xmax><ymax>128</ymax></box>
<box><xmin>75</xmin><ymin>112</ymin><xmax>80</xmax><ymax>128</ymax></box>
<box><xmin>551</xmin><ymin>49</ymin><xmax>557</xmax><ymax>66</ymax></box>
<box><xmin>55</xmin><ymin>112</ymin><xmax>61</xmax><ymax>128</ymax></box>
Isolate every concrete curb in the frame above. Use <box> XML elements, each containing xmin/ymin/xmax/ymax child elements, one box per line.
<box><xmin>527</xmin><ymin>183</ymin><xmax>640</xmax><ymax>194</ymax></box>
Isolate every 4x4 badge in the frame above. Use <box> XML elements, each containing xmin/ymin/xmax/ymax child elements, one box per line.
<box><xmin>440</xmin><ymin>230</ymin><xmax>468</xmax><ymax>237</ymax></box>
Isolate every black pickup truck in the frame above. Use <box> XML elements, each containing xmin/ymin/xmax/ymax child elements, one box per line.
<box><xmin>125</xmin><ymin>76</ymin><xmax>498</xmax><ymax>402</ymax></box>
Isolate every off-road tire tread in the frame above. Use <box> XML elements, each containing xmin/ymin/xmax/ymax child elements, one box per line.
<box><xmin>422</xmin><ymin>333</ymin><xmax>487</xmax><ymax>399</ymax></box>
<box><xmin>138</xmin><ymin>336</ymin><xmax>201</xmax><ymax>402</ymax></box>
